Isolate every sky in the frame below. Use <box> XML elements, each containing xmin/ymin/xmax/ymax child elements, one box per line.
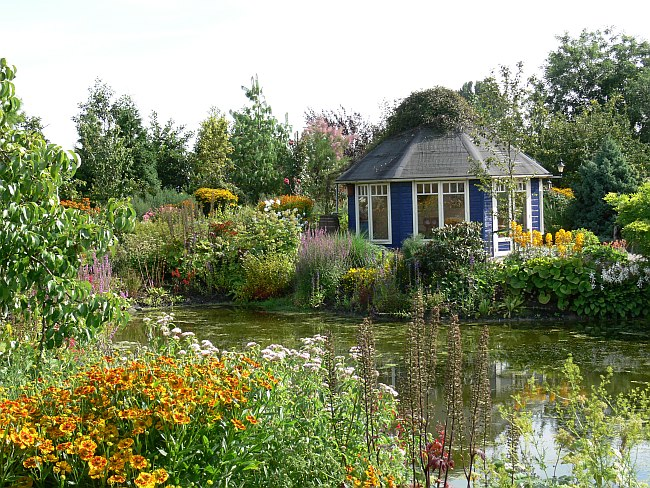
<box><xmin>2</xmin><ymin>0</ymin><xmax>650</xmax><ymax>149</ymax></box>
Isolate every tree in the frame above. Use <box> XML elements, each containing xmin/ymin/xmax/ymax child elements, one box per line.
<box><xmin>605</xmin><ymin>182</ymin><xmax>650</xmax><ymax>255</ymax></box>
<box><xmin>524</xmin><ymin>98</ymin><xmax>650</xmax><ymax>184</ymax></box>
<box><xmin>74</xmin><ymin>81</ymin><xmax>159</xmax><ymax>201</ymax></box>
<box><xmin>229</xmin><ymin>76</ymin><xmax>292</xmax><ymax>203</ymax></box>
<box><xmin>383</xmin><ymin>86</ymin><xmax>475</xmax><ymax>138</ymax></box>
<box><xmin>468</xmin><ymin>64</ymin><xmax>532</xmax><ymax>232</ymax></box>
<box><xmin>149</xmin><ymin>112</ymin><xmax>193</xmax><ymax>191</ymax></box>
<box><xmin>192</xmin><ymin>108</ymin><xmax>233</xmax><ymax>190</ymax></box>
<box><xmin>541</xmin><ymin>29</ymin><xmax>650</xmax><ymax>115</ymax></box>
<box><xmin>295</xmin><ymin>117</ymin><xmax>353</xmax><ymax>214</ymax></box>
<box><xmin>304</xmin><ymin>107</ymin><xmax>378</xmax><ymax>162</ymax></box>
<box><xmin>0</xmin><ymin>59</ymin><xmax>135</xmax><ymax>352</ymax></box>
<box><xmin>571</xmin><ymin>137</ymin><xmax>639</xmax><ymax>238</ymax></box>
<box><xmin>539</xmin><ymin>28</ymin><xmax>650</xmax><ymax>140</ymax></box>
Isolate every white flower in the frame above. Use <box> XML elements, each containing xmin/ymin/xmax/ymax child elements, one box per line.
<box><xmin>379</xmin><ymin>383</ymin><xmax>399</xmax><ymax>398</ymax></box>
<box><xmin>178</xmin><ymin>350</ymin><xmax>187</xmax><ymax>355</ymax></box>
<box><xmin>171</xmin><ymin>327</ymin><xmax>182</xmax><ymax>334</ymax></box>
<box><xmin>181</xmin><ymin>331</ymin><xmax>195</xmax><ymax>337</ymax></box>
<box><xmin>246</xmin><ymin>342</ymin><xmax>258</xmax><ymax>348</ymax></box>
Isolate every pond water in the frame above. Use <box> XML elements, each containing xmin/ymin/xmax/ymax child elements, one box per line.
<box><xmin>118</xmin><ymin>306</ymin><xmax>650</xmax><ymax>484</ymax></box>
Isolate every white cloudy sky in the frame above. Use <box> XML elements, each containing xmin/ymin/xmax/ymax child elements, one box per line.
<box><xmin>2</xmin><ymin>0</ymin><xmax>649</xmax><ymax>149</ymax></box>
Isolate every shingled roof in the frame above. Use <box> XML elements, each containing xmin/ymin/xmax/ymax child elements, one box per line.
<box><xmin>336</xmin><ymin>127</ymin><xmax>551</xmax><ymax>183</ymax></box>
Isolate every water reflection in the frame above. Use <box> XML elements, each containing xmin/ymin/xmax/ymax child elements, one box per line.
<box><xmin>118</xmin><ymin>306</ymin><xmax>650</xmax><ymax>483</ymax></box>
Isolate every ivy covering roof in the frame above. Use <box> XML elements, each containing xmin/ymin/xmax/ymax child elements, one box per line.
<box><xmin>336</xmin><ymin>127</ymin><xmax>551</xmax><ymax>183</ymax></box>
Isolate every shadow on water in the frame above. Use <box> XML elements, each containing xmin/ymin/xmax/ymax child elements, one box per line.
<box><xmin>118</xmin><ymin>306</ymin><xmax>650</xmax><ymax>483</ymax></box>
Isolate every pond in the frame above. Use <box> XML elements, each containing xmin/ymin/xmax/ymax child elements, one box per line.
<box><xmin>118</xmin><ymin>305</ymin><xmax>650</xmax><ymax>484</ymax></box>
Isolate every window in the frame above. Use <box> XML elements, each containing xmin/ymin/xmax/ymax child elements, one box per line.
<box><xmin>414</xmin><ymin>181</ymin><xmax>467</xmax><ymax>237</ymax></box>
<box><xmin>495</xmin><ymin>180</ymin><xmax>528</xmax><ymax>232</ymax></box>
<box><xmin>416</xmin><ymin>183</ymin><xmax>439</xmax><ymax>237</ymax></box>
<box><xmin>442</xmin><ymin>182</ymin><xmax>465</xmax><ymax>226</ymax></box>
<box><xmin>356</xmin><ymin>184</ymin><xmax>390</xmax><ymax>242</ymax></box>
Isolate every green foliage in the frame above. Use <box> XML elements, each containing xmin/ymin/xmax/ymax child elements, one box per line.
<box><xmin>526</xmin><ymin>98</ymin><xmax>650</xmax><ymax>184</ymax></box>
<box><xmin>409</xmin><ymin>222</ymin><xmax>487</xmax><ymax>282</ymax></box>
<box><xmin>193</xmin><ymin>187</ymin><xmax>238</xmax><ymax>213</ymax></box>
<box><xmin>74</xmin><ymin>81</ymin><xmax>160</xmax><ymax>201</ymax></box>
<box><xmin>0</xmin><ymin>59</ymin><xmax>135</xmax><ymax>350</ymax></box>
<box><xmin>491</xmin><ymin>357</ymin><xmax>650</xmax><ymax>487</ymax></box>
<box><xmin>544</xmin><ymin>187</ymin><xmax>574</xmax><ymax>234</ymax></box>
<box><xmin>192</xmin><ymin>107</ymin><xmax>233</xmax><ymax>190</ymax></box>
<box><xmin>540</xmin><ymin>28</ymin><xmax>650</xmax><ymax>133</ymax></box>
<box><xmin>294</xmin><ymin>230</ymin><xmax>383</xmax><ymax>307</ymax></box>
<box><xmin>503</xmin><ymin>248</ymin><xmax>650</xmax><ymax>318</ymax></box>
<box><xmin>605</xmin><ymin>181</ymin><xmax>650</xmax><ymax>255</ymax></box>
<box><xmin>384</xmin><ymin>86</ymin><xmax>475</xmax><ymax>138</ymax></box>
<box><xmin>294</xmin><ymin>117</ymin><xmax>352</xmax><ymax>214</ymax></box>
<box><xmin>149</xmin><ymin>112</ymin><xmax>193</xmax><ymax>191</ymax></box>
<box><xmin>130</xmin><ymin>187</ymin><xmax>193</xmax><ymax>219</ymax></box>
<box><xmin>570</xmin><ymin>136</ymin><xmax>639</xmax><ymax>239</ymax></box>
<box><xmin>236</xmin><ymin>253</ymin><xmax>296</xmax><ymax>301</ymax></box>
<box><xmin>230</xmin><ymin>76</ymin><xmax>293</xmax><ymax>203</ymax></box>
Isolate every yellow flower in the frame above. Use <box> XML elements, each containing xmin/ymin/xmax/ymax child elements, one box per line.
<box><xmin>130</xmin><ymin>454</ymin><xmax>149</xmax><ymax>470</ymax></box>
<box><xmin>23</xmin><ymin>456</ymin><xmax>42</xmax><ymax>469</ymax></box>
<box><xmin>134</xmin><ymin>472</ymin><xmax>156</xmax><ymax>488</ymax></box>
<box><xmin>153</xmin><ymin>468</ymin><xmax>169</xmax><ymax>483</ymax></box>
<box><xmin>231</xmin><ymin>418</ymin><xmax>246</xmax><ymax>431</ymax></box>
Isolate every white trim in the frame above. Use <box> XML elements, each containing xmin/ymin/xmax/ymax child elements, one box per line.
<box><xmin>492</xmin><ymin>178</ymin><xmax>531</xmax><ymax>257</ymax></box>
<box><xmin>355</xmin><ymin>183</ymin><xmax>392</xmax><ymax>245</ymax></box>
<box><xmin>538</xmin><ymin>181</ymin><xmax>545</xmax><ymax>234</ymax></box>
<box><xmin>411</xmin><ymin>179</ymin><xmax>470</xmax><ymax>239</ymax></box>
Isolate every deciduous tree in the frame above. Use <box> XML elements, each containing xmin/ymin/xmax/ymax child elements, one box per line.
<box><xmin>0</xmin><ymin>59</ymin><xmax>135</xmax><ymax>352</ymax></box>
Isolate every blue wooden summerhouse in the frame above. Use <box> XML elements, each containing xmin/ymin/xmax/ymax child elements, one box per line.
<box><xmin>336</xmin><ymin>127</ymin><xmax>552</xmax><ymax>256</ymax></box>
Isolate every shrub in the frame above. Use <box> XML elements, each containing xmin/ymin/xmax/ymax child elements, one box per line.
<box><xmin>544</xmin><ymin>186</ymin><xmax>574</xmax><ymax>234</ymax></box>
<box><xmin>294</xmin><ymin>230</ymin><xmax>382</xmax><ymax>307</ymax></box>
<box><xmin>236</xmin><ymin>253</ymin><xmax>296</xmax><ymax>301</ymax></box>
<box><xmin>131</xmin><ymin>188</ymin><xmax>193</xmax><ymax>219</ymax></box>
<box><xmin>258</xmin><ymin>194</ymin><xmax>315</xmax><ymax>221</ymax></box>
<box><xmin>194</xmin><ymin>187</ymin><xmax>238</xmax><ymax>214</ymax></box>
<box><xmin>410</xmin><ymin>221</ymin><xmax>486</xmax><ymax>283</ymax></box>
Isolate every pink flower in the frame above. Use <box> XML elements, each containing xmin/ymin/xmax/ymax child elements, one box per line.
<box><xmin>284</xmin><ymin>178</ymin><xmax>290</xmax><ymax>184</ymax></box>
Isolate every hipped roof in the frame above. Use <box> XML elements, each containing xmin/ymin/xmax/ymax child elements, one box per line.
<box><xmin>336</xmin><ymin>127</ymin><xmax>551</xmax><ymax>183</ymax></box>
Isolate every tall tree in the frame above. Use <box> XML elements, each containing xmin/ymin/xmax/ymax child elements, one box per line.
<box><xmin>295</xmin><ymin>117</ymin><xmax>354</xmax><ymax>214</ymax></box>
<box><xmin>149</xmin><ymin>112</ymin><xmax>193</xmax><ymax>191</ymax></box>
<box><xmin>571</xmin><ymin>136</ymin><xmax>639</xmax><ymax>238</ymax></box>
<box><xmin>540</xmin><ymin>29</ymin><xmax>650</xmax><ymax>132</ymax></box>
<box><xmin>192</xmin><ymin>108</ymin><xmax>233</xmax><ymax>190</ymax></box>
<box><xmin>74</xmin><ymin>81</ymin><xmax>159</xmax><ymax>202</ymax></box>
<box><xmin>304</xmin><ymin>107</ymin><xmax>378</xmax><ymax>162</ymax></box>
<box><xmin>229</xmin><ymin>77</ymin><xmax>292</xmax><ymax>203</ymax></box>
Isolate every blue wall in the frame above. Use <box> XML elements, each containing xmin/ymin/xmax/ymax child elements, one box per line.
<box><xmin>346</xmin><ymin>184</ymin><xmax>356</xmax><ymax>234</ymax></box>
<box><xmin>469</xmin><ymin>180</ymin><xmax>493</xmax><ymax>255</ymax></box>
<box><xmin>530</xmin><ymin>179</ymin><xmax>541</xmax><ymax>231</ymax></box>
<box><xmin>390</xmin><ymin>182</ymin><xmax>413</xmax><ymax>246</ymax></box>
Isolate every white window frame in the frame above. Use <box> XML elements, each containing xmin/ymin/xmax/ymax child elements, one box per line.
<box><xmin>492</xmin><ymin>178</ymin><xmax>532</xmax><ymax>256</ymax></box>
<box><xmin>411</xmin><ymin>179</ymin><xmax>470</xmax><ymax>239</ymax></box>
<box><xmin>355</xmin><ymin>183</ymin><xmax>392</xmax><ymax>244</ymax></box>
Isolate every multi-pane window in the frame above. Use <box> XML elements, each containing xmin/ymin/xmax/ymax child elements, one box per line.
<box><xmin>442</xmin><ymin>182</ymin><xmax>465</xmax><ymax>226</ymax></box>
<box><xmin>416</xmin><ymin>182</ymin><xmax>439</xmax><ymax>237</ymax></box>
<box><xmin>415</xmin><ymin>181</ymin><xmax>466</xmax><ymax>236</ymax></box>
<box><xmin>356</xmin><ymin>184</ymin><xmax>390</xmax><ymax>242</ymax></box>
<box><xmin>495</xmin><ymin>180</ymin><xmax>528</xmax><ymax>232</ymax></box>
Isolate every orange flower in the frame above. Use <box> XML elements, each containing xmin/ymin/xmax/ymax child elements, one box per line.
<box><xmin>153</xmin><ymin>468</ymin><xmax>169</xmax><ymax>483</ymax></box>
<box><xmin>88</xmin><ymin>455</ymin><xmax>108</xmax><ymax>470</ymax></box>
<box><xmin>108</xmin><ymin>474</ymin><xmax>127</xmax><ymax>485</ymax></box>
<box><xmin>134</xmin><ymin>471</ymin><xmax>156</xmax><ymax>488</ymax></box>
<box><xmin>54</xmin><ymin>461</ymin><xmax>72</xmax><ymax>474</ymax></box>
<box><xmin>130</xmin><ymin>454</ymin><xmax>149</xmax><ymax>470</ymax></box>
<box><xmin>23</xmin><ymin>456</ymin><xmax>42</xmax><ymax>469</ymax></box>
<box><xmin>246</xmin><ymin>415</ymin><xmax>258</xmax><ymax>425</ymax></box>
<box><xmin>172</xmin><ymin>411</ymin><xmax>191</xmax><ymax>425</ymax></box>
<box><xmin>117</xmin><ymin>437</ymin><xmax>134</xmax><ymax>450</ymax></box>
<box><xmin>231</xmin><ymin>418</ymin><xmax>246</xmax><ymax>431</ymax></box>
